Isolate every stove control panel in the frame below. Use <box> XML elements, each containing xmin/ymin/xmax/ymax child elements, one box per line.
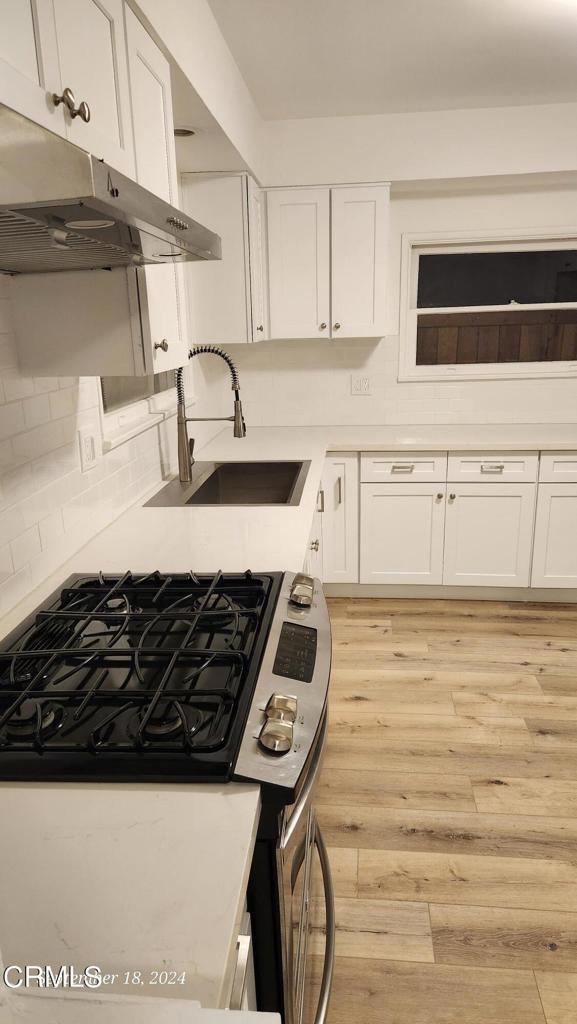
<box><xmin>272</xmin><ymin>621</ymin><xmax>317</xmax><ymax>683</ymax></box>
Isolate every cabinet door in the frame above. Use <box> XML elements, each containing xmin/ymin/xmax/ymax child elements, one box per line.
<box><xmin>247</xmin><ymin>178</ymin><xmax>269</xmax><ymax>341</ymax></box>
<box><xmin>52</xmin><ymin>0</ymin><xmax>134</xmax><ymax>176</ymax></box>
<box><xmin>182</xmin><ymin>175</ymin><xmax>251</xmax><ymax>345</ymax></box>
<box><xmin>321</xmin><ymin>454</ymin><xmax>359</xmax><ymax>583</ymax></box>
<box><xmin>331</xmin><ymin>185</ymin><xmax>389</xmax><ymax>338</ymax></box>
<box><xmin>267</xmin><ymin>188</ymin><xmax>330</xmax><ymax>339</ymax></box>
<box><xmin>532</xmin><ymin>484</ymin><xmax>577</xmax><ymax>588</ymax></box>
<box><xmin>443</xmin><ymin>484</ymin><xmax>536</xmax><ymax>587</ymax></box>
<box><xmin>360</xmin><ymin>483</ymin><xmax>446</xmax><ymax>585</ymax></box>
<box><xmin>0</xmin><ymin>0</ymin><xmax>65</xmax><ymax>132</ymax></box>
<box><xmin>126</xmin><ymin>7</ymin><xmax>187</xmax><ymax>372</ymax></box>
<box><xmin>303</xmin><ymin>509</ymin><xmax>323</xmax><ymax>579</ymax></box>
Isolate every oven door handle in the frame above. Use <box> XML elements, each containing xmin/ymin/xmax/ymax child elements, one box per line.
<box><xmin>281</xmin><ymin>707</ymin><xmax>328</xmax><ymax>850</ymax></box>
<box><xmin>312</xmin><ymin>822</ymin><xmax>335</xmax><ymax>1024</ymax></box>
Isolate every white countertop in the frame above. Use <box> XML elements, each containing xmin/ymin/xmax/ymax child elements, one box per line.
<box><xmin>2</xmin><ymin>990</ymin><xmax>279</xmax><ymax>1023</ymax></box>
<box><xmin>0</xmin><ymin>783</ymin><xmax>261</xmax><ymax>1011</ymax></box>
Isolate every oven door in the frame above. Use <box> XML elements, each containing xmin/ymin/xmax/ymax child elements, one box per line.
<box><xmin>277</xmin><ymin>709</ymin><xmax>335</xmax><ymax>1024</ymax></box>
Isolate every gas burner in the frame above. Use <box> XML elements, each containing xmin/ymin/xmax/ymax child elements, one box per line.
<box><xmin>132</xmin><ymin>703</ymin><xmax>206</xmax><ymax>742</ymax></box>
<box><xmin>7</xmin><ymin>700</ymin><xmax>65</xmax><ymax>740</ymax></box>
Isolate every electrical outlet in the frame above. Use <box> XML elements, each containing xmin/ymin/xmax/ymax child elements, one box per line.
<box><xmin>78</xmin><ymin>429</ymin><xmax>98</xmax><ymax>473</ymax></box>
<box><xmin>351</xmin><ymin>374</ymin><xmax>372</xmax><ymax>396</ymax></box>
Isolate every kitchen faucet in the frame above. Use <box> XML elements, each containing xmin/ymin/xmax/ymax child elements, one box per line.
<box><xmin>175</xmin><ymin>345</ymin><xmax>246</xmax><ymax>483</ymax></box>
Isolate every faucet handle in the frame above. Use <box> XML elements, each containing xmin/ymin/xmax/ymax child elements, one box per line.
<box><xmin>189</xmin><ymin>438</ymin><xmax>195</xmax><ymax>461</ymax></box>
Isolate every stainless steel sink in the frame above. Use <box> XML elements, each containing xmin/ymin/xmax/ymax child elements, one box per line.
<box><xmin>145</xmin><ymin>460</ymin><xmax>311</xmax><ymax>508</ymax></box>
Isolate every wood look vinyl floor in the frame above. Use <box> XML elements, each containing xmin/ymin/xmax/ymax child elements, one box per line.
<box><xmin>308</xmin><ymin>597</ymin><xmax>577</xmax><ymax>1024</ymax></box>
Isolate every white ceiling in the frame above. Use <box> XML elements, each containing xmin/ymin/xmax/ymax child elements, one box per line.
<box><xmin>207</xmin><ymin>0</ymin><xmax>577</xmax><ymax>120</ymax></box>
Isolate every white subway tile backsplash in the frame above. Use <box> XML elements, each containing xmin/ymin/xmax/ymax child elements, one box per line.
<box><xmin>23</xmin><ymin>394</ymin><xmax>51</xmax><ymax>429</ymax></box>
<box><xmin>10</xmin><ymin>525</ymin><xmax>42</xmax><ymax>572</ymax></box>
<box><xmin>49</xmin><ymin>387</ymin><xmax>76</xmax><ymax>420</ymax></box>
<box><xmin>0</xmin><ymin>402</ymin><xmax>25</xmax><ymax>440</ymax></box>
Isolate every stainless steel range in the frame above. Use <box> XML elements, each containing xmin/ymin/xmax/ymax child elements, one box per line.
<box><xmin>0</xmin><ymin>569</ymin><xmax>334</xmax><ymax>1024</ymax></box>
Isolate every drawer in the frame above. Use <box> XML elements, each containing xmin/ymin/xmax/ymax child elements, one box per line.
<box><xmin>361</xmin><ymin>452</ymin><xmax>447</xmax><ymax>483</ymax></box>
<box><xmin>447</xmin><ymin>452</ymin><xmax>538</xmax><ymax>483</ymax></box>
<box><xmin>539</xmin><ymin>452</ymin><xmax>577</xmax><ymax>483</ymax></box>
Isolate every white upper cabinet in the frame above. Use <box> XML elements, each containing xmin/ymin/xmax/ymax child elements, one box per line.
<box><xmin>51</xmin><ymin>0</ymin><xmax>134</xmax><ymax>175</ymax></box>
<box><xmin>267</xmin><ymin>184</ymin><xmax>389</xmax><ymax>340</ymax></box>
<box><xmin>331</xmin><ymin>185</ymin><xmax>388</xmax><ymax>338</ymax></box>
<box><xmin>247</xmin><ymin>177</ymin><xmax>269</xmax><ymax>341</ymax></box>
<box><xmin>182</xmin><ymin>173</ymin><xmax>268</xmax><ymax>345</ymax></box>
<box><xmin>125</xmin><ymin>5</ymin><xmax>187</xmax><ymax>372</ymax></box>
<box><xmin>0</xmin><ymin>0</ymin><xmax>65</xmax><ymax>132</ymax></box>
<box><xmin>0</xmin><ymin>0</ymin><xmax>134</xmax><ymax>174</ymax></box>
<box><xmin>442</xmin><ymin>483</ymin><xmax>536</xmax><ymax>587</ymax></box>
<box><xmin>267</xmin><ymin>188</ymin><xmax>330</xmax><ymax>339</ymax></box>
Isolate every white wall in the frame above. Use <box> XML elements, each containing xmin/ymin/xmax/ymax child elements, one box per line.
<box><xmin>0</xmin><ymin>276</ymin><xmax>228</xmax><ymax>618</ymax></box>
<box><xmin>265</xmin><ymin>101</ymin><xmax>577</xmax><ymax>185</ymax></box>
<box><xmin>134</xmin><ymin>0</ymin><xmax>266</xmax><ymax>181</ymax></box>
<box><xmin>233</xmin><ymin>182</ymin><xmax>577</xmax><ymax>427</ymax></box>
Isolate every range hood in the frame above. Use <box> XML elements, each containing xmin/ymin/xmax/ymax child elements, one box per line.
<box><xmin>0</xmin><ymin>105</ymin><xmax>221</xmax><ymax>274</ymax></box>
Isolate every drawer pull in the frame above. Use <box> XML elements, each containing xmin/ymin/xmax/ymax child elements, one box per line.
<box><xmin>481</xmin><ymin>463</ymin><xmax>505</xmax><ymax>473</ymax></box>
<box><xmin>391</xmin><ymin>463</ymin><xmax>415</xmax><ymax>473</ymax></box>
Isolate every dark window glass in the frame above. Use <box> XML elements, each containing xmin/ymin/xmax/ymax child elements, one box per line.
<box><xmin>101</xmin><ymin>371</ymin><xmax>173</xmax><ymax>413</ymax></box>
<box><xmin>417</xmin><ymin>250</ymin><xmax>577</xmax><ymax>308</ymax></box>
<box><xmin>416</xmin><ymin>309</ymin><xmax>577</xmax><ymax>366</ymax></box>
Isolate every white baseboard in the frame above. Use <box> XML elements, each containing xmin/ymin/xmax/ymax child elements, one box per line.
<box><xmin>323</xmin><ymin>583</ymin><xmax>577</xmax><ymax>602</ymax></box>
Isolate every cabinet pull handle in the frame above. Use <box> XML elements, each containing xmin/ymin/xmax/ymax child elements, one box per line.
<box><xmin>337</xmin><ymin>476</ymin><xmax>343</xmax><ymax>505</ymax></box>
<box><xmin>256</xmin><ymin>324</ymin><xmax>264</xmax><ymax>332</ymax></box>
<box><xmin>310</xmin><ymin>539</ymin><xmax>320</xmax><ymax>552</ymax></box>
<box><xmin>317</xmin><ymin>489</ymin><xmax>325</xmax><ymax>513</ymax></box>
<box><xmin>52</xmin><ymin>87</ymin><xmax>91</xmax><ymax>122</ymax></box>
<box><xmin>481</xmin><ymin>463</ymin><xmax>505</xmax><ymax>473</ymax></box>
<box><xmin>391</xmin><ymin>463</ymin><xmax>415</xmax><ymax>473</ymax></box>
<box><xmin>154</xmin><ymin>339</ymin><xmax>169</xmax><ymax>352</ymax></box>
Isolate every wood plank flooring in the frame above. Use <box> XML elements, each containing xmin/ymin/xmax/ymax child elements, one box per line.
<box><xmin>309</xmin><ymin>597</ymin><xmax>577</xmax><ymax>1024</ymax></box>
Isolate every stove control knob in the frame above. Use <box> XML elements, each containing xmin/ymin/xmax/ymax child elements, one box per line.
<box><xmin>289</xmin><ymin>573</ymin><xmax>314</xmax><ymax>608</ymax></box>
<box><xmin>258</xmin><ymin>718</ymin><xmax>293</xmax><ymax>755</ymax></box>
<box><xmin>266</xmin><ymin>693</ymin><xmax>298</xmax><ymax>723</ymax></box>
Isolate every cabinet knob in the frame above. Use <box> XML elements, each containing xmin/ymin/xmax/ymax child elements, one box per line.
<box><xmin>154</xmin><ymin>339</ymin><xmax>169</xmax><ymax>353</ymax></box>
<box><xmin>310</xmin><ymin>539</ymin><xmax>320</xmax><ymax>552</ymax></box>
<box><xmin>52</xmin><ymin>87</ymin><xmax>90</xmax><ymax>122</ymax></box>
<box><xmin>319</xmin><ymin>323</ymin><xmax>327</xmax><ymax>330</ymax></box>
<box><xmin>449</xmin><ymin>493</ymin><xmax>456</xmax><ymax>501</ymax></box>
<box><xmin>436</xmin><ymin>493</ymin><xmax>444</xmax><ymax>500</ymax></box>
<box><xmin>256</xmin><ymin>324</ymin><xmax>264</xmax><ymax>332</ymax></box>
<box><xmin>333</xmin><ymin>322</ymin><xmax>341</xmax><ymax>330</ymax></box>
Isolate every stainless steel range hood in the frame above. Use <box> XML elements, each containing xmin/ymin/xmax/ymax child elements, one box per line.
<box><xmin>0</xmin><ymin>105</ymin><xmax>221</xmax><ymax>274</ymax></box>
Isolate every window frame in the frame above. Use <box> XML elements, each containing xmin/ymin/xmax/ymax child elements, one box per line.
<box><xmin>398</xmin><ymin>228</ymin><xmax>577</xmax><ymax>383</ymax></box>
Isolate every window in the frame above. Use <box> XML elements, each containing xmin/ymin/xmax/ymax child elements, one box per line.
<box><xmin>100</xmin><ymin>372</ymin><xmax>174</xmax><ymax>413</ymax></box>
<box><xmin>399</xmin><ymin>231</ymin><xmax>577</xmax><ymax>381</ymax></box>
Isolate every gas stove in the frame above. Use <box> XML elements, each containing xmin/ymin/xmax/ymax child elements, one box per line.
<box><xmin>0</xmin><ymin>569</ymin><xmax>331</xmax><ymax>798</ymax></box>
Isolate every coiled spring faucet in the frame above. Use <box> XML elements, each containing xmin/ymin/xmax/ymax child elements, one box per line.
<box><xmin>175</xmin><ymin>346</ymin><xmax>246</xmax><ymax>483</ymax></box>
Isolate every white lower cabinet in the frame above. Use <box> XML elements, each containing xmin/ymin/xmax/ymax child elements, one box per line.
<box><xmin>360</xmin><ymin>483</ymin><xmax>446</xmax><ymax>585</ymax></box>
<box><xmin>320</xmin><ymin>454</ymin><xmax>359</xmax><ymax>583</ymax></box>
<box><xmin>532</xmin><ymin>484</ymin><xmax>577</xmax><ymax>588</ymax></box>
<box><xmin>303</xmin><ymin>509</ymin><xmax>323</xmax><ymax>578</ymax></box>
<box><xmin>442</xmin><ymin>483</ymin><xmax>536</xmax><ymax>587</ymax></box>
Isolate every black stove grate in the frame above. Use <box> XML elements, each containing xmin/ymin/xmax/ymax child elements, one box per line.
<box><xmin>0</xmin><ymin>570</ymin><xmax>282</xmax><ymax>780</ymax></box>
